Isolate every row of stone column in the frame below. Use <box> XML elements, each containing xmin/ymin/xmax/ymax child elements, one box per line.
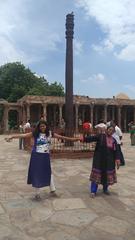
<box><xmin>2</xmin><ymin>103</ymin><xmax>135</xmax><ymax>132</ymax></box>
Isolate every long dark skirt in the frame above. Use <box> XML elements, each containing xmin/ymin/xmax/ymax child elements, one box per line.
<box><xmin>27</xmin><ymin>151</ymin><xmax>51</xmax><ymax>188</ymax></box>
<box><xmin>90</xmin><ymin>147</ymin><xmax>117</xmax><ymax>185</ymax></box>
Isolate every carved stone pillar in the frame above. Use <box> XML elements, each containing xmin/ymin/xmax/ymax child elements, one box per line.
<box><xmin>65</xmin><ymin>13</ymin><xmax>74</xmax><ymax>135</ymax></box>
<box><xmin>95</xmin><ymin>106</ymin><xmax>98</xmax><ymax>125</ymax></box>
<box><xmin>18</xmin><ymin>106</ymin><xmax>23</xmax><ymax>124</ymax></box>
<box><xmin>75</xmin><ymin>104</ymin><xmax>79</xmax><ymax>132</ymax></box>
<box><xmin>90</xmin><ymin>104</ymin><xmax>94</xmax><ymax>126</ymax></box>
<box><xmin>112</xmin><ymin>106</ymin><xmax>115</xmax><ymax>120</ymax></box>
<box><xmin>26</xmin><ymin>104</ymin><xmax>30</xmax><ymax>121</ymax></box>
<box><xmin>104</xmin><ymin>105</ymin><xmax>107</xmax><ymax>123</ymax></box>
<box><xmin>59</xmin><ymin>104</ymin><xmax>63</xmax><ymax>124</ymax></box>
<box><xmin>3</xmin><ymin>105</ymin><xmax>9</xmax><ymax>132</ymax></box>
<box><xmin>123</xmin><ymin>108</ymin><xmax>127</xmax><ymax>132</ymax></box>
<box><xmin>42</xmin><ymin>104</ymin><xmax>47</xmax><ymax>121</ymax></box>
<box><xmin>118</xmin><ymin>106</ymin><xmax>122</xmax><ymax>128</ymax></box>
<box><xmin>82</xmin><ymin>108</ymin><xmax>85</xmax><ymax>122</ymax></box>
<box><xmin>22</xmin><ymin>106</ymin><xmax>26</xmax><ymax>123</ymax></box>
<box><xmin>53</xmin><ymin>105</ymin><xmax>57</xmax><ymax>126</ymax></box>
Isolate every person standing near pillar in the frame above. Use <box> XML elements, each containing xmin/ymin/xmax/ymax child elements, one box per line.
<box><xmin>19</xmin><ymin>121</ymin><xmax>24</xmax><ymax>150</ymax></box>
<box><xmin>128</xmin><ymin>121</ymin><xmax>135</xmax><ymax>145</ymax></box>
<box><xmin>5</xmin><ymin>120</ymin><xmax>79</xmax><ymax>200</ymax></box>
<box><xmin>81</xmin><ymin>125</ymin><xmax>120</xmax><ymax>197</ymax></box>
<box><xmin>23</xmin><ymin>120</ymin><xmax>31</xmax><ymax>150</ymax></box>
<box><xmin>94</xmin><ymin>119</ymin><xmax>107</xmax><ymax>134</ymax></box>
<box><xmin>111</xmin><ymin>120</ymin><xmax>125</xmax><ymax>166</ymax></box>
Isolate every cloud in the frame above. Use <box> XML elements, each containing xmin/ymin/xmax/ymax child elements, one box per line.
<box><xmin>115</xmin><ymin>44</ymin><xmax>135</xmax><ymax>61</ymax></box>
<box><xmin>81</xmin><ymin>73</ymin><xmax>106</xmax><ymax>84</ymax></box>
<box><xmin>0</xmin><ymin>0</ymin><xmax>63</xmax><ymax>66</ymax></box>
<box><xmin>124</xmin><ymin>84</ymin><xmax>135</xmax><ymax>93</ymax></box>
<box><xmin>74</xmin><ymin>39</ymin><xmax>83</xmax><ymax>55</ymax></box>
<box><xmin>75</xmin><ymin>0</ymin><xmax>135</xmax><ymax>61</ymax></box>
<box><xmin>0</xmin><ymin>0</ymin><xmax>29</xmax><ymax>64</ymax></box>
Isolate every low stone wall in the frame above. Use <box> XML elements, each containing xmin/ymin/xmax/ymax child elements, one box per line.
<box><xmin>51</xmin><ymin>150</ymin><xmax>94</xmax><ymax>159</ymax></box>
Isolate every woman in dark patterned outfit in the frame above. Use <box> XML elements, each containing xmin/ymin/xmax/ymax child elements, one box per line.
<box><xmin>83</xmin><ymin>125</ymin><xmax>120</xmax><ymax>197</ymax></box>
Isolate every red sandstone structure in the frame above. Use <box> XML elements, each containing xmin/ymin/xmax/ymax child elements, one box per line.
<box><xmin>0</xmin><ymin>93</ymin><xmax>134</xmax><ymax>133</ymax></box>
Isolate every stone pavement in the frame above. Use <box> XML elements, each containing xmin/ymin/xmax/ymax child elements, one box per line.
<box><xmin>0</xmin><ymin>134</ymin><xmax>135</xmax><ymax>240</ymax></box>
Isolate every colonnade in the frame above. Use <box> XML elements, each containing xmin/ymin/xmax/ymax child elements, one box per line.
<box><xmin>1</xmin><ymin>103</ymin><xmax>134</xmax><ymax>133</ymax></box>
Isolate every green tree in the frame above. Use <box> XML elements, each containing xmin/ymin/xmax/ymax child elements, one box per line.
<box><xmin>47</xmin><ymin>82</ymin><xmax>64</xmax><ymax>96</ymax></box>
<box><xmin>0</xmin><ymin>62</ymin><xmax>64</xmax><ymax>102</ymax></box>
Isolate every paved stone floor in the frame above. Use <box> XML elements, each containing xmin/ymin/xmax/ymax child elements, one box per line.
<box><xmin>0</xmin><ymin>134</ymin><xmax>135</xmax><ymax>240</ymax></box>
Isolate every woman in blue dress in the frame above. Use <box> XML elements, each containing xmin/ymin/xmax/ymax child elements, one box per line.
<box><xmin>5</xmin><ymin>120</ymin><xmax>77</xmax><ymax>200</ymax></box>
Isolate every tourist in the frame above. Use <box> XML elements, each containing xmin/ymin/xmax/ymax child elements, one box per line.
<box><xmin>111</xmin><ymin>120</ymin><xmax>125</xmax><ymax>166</ymax></box>
<box><xmin>129</xmin><ymin>122</ymin><xmax>135</xmax><ymax>146</ymax></box>
<box><xmin>94</xmin><ymin>119</ymin><xmax>107</xmax><ymax>134</ymax></box>
<box><xmin>82</xmin><ymin>121</ymin><xmax>92</xmax><ymax>138</ymax></box>
<box><xmin>23</xmin><ymin>120</ymin><xmax>31</xmax><ymax>150</ymax></box>
<box><xmin>23</xmin><ymin>119</ymin><xmax>31</xmax><ymax>130</ymax></box>
<box><xmin>58</xmin><ymin>118</ymin><xmax>65</xmax><ymax>143</ymax></box>
<box><xmin>78</xmin><ymin>118</ymin><xmax>83</xmax><ymax>133</ymax></box>
<box><xmin>19</xmin><ymin>121</ymin><xmax>24</xmax><ymax>150</ymax></box>
<box><xmin>5</xmin><ymin>120</ymin><xmax>78</xmax><ymax>200</ymax></box>
<box><xmin>82</xmin><ymin>125</ymin><xmax>120</xmax><ymax>198</ymax></box>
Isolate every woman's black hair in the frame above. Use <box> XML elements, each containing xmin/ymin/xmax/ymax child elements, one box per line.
<box><xmin>33</xmin><ymin>120</ymin><xmax>49</xmax><ymax>138</ymax></box>
<box><xmin>107</xmin><ymin>125</ymin><xmax>115</xmax><ymax>130</ymax></box>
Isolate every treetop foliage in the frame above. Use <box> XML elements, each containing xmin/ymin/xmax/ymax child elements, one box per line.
<box><xmin>0</xmin><ymin>62</ymin><xmax>64</xmax><ymax>102</ymax></box>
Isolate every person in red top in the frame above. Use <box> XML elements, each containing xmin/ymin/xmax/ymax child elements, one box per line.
<box><xmin>83</xmin><ymin>121</ymin><xmax>92</xmax><ymax>138</ymax></box>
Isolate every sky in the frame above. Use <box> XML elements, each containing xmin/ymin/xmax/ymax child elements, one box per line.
<box><xmin>1</xmin><ymin>0</ymin><xmax>135</xmax><ymax>99</ymax></box>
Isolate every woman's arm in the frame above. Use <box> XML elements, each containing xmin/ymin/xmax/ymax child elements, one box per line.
<box><xmin>83</xmin><ymin>135</ymin><xmax>98</xmax><ymax>143</ymax></box>
<box><xmin>53</xmin><ymin>133</ymin><xmax>80</xmax><ymax>142</ymax></box>
<box><xmin>5</xmin><ymin>132</ymin><xmax>33</xmax><ymax>142</ymax></box>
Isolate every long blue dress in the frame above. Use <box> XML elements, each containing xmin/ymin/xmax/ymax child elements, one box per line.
<box><xmin>27</xmin><ymin>133</ymin><xmax>51</xmax><ymax>188</ymax></box>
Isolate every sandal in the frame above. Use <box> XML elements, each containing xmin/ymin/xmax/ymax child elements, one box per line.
<box><xmin>50</xmin><ymin>191</ymin><xmax>59</xmax><ymax>198</ymax></box>
<box><xmin>90</xmin><ymin>193</ymin><xmax>96</xmax><ymax>198</ymax></box>
<box><xmin>33</xmin><ymin>194</ymin><xmax>41</xmax><ymax>201</ymax></box>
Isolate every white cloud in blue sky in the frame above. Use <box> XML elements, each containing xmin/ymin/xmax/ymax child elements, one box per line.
<box><xmin>0</xmin><ymin>0</ymin><xmax>135</xmax><ymax>99</ymax></box>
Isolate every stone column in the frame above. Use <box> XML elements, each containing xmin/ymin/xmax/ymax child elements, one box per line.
<box><xmin>104</xmin><ymin>105</ymin><xmax>107</xmax><ymax>123</ymax></box>
<box><xmin>53</xmin><ymin>105</ymin><xmax>57</xmax><ymax>126</ymax></box>
<box><xmin>65</xmin><ymin>13</ymin><xmax>74</xmax><ymax>136</ymax></box>
<box><xmin>26</xmin><ymin>104</ymin><xmax>30</xmax><ymax>121</ymax></box>
<box><xmin>18</xmin><ymin>106</ymin><xmax>23</xmax><ymax>124</ymax></box>
<box><xmin>117</xmin><ymin>106</ymin><xmax>122</xmax><ymax>128</ymax></box>
<box><xmin>95</xmin><ymin>106</ymin><xmax>98</xmax><ymax>125</ymax></box>
<box><xmin>3</xmin><ymin>105</ymin><xmax>9</xmax><ymax>132</ymax></box>
<box><xmin>90</xmin><ymin>104</ymin><xmax>94</xmax><ymax>126</ymax></box>
<box><xmin>22</xmin><ymin>106</ymin><xmax>26</xmax><ymax>123</ymax></box>
<box><xmin>123</xmin><ymin>107</ymin><xmax>127</xmax><ymax>132</ymax></box>
<box><xmin>42</xmin><ymin>103</ymin><xmax>47</xmax><ymax>121</ymax></box>
<box><xmin>75</xmin><ymin>104</ymin><xmax>79</xmax><ymax>132</ymax></box>
<box><xmin>59</xmin><ymin>104</ymin><xmax>63</xmax><ymax>124</ymax></box>
<box><xmin>112</xmin><ymin>106</ymin><xmax>115</xmax><ymax>120</ymax></box>
<box><xmin>82</xmin><ymin>108</ymin><xmax>85</xmax><ymax>123</ymax></box>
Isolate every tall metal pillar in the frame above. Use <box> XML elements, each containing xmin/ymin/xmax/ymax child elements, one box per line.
<box><xmin>65</xmin><ymin>12</ymin><xmax>74</xmax><ymax>141</ymax></box>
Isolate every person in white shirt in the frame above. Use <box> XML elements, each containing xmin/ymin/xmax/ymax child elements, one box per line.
<box><xmin>23</xmin><ymin>120</ymin><xmax>31</xmax><ymax>130</ymax></box>
<box><xmin>95</xmin><ymin>119</ymin><xmax>107</xmax><ymax>134</ymax></box>
<box><xmin>112</xmin><ymin>121</ymin><xmax>125</xmax><ymax>166</ymax></box>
